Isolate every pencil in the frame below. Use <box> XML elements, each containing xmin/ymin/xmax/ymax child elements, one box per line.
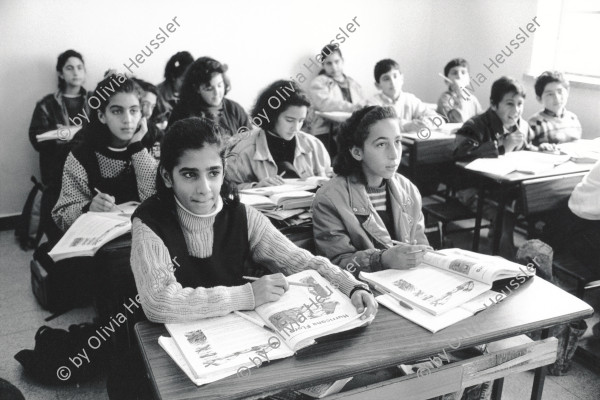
<box><xmin>438</xmin><ymin>72</ymin><xmax>454</xmax><ymax>84</ymax></box>
<box><xmin>242</xmin><ymin>276</ymin><xmax>312</xmax><ymax>287</ymax></box>
<box><xmin>93</xmin><ymin>188</ymin><xmax>125</xmax><ymax>213</ymax></box>
<box><xmin>407</xmin><ymin>249</ymin><xmax>425</xmax><ymax>255</ymax></box>
<box><xmin>278</xmin><ymin>171</ymin><xmax>286</xmax><ymax>178</ymax></box>
<box><xmin>233</xmin><ymin>311</ymin><xmax>275</xmax><ymax>333</ymax></box>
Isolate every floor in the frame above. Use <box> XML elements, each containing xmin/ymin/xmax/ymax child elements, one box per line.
<box><xmin>1</xmin><ymin>224</ymin><xmax>599</xmax><ymax>399</ymax></box>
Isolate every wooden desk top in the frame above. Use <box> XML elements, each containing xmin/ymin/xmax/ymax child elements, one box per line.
<box><xmin>135</xmin><ymin>277</ymin><xmax>593</xmax><ymax>400</ymax></box>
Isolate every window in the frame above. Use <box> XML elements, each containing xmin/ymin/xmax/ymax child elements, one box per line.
<box><xmin>530</xmin><ymin>0</ymin><xmax>600</xmax><ymax>84</ymax></box>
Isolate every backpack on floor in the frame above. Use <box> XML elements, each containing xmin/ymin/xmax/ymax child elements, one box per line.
<box><xmin>30</xmin><ymin>242</ymin><xmax>96</xmax><ymax>318</ymax></box>
<box><xmin>15</xmin><ymin>176</ymin><xmax>45</xmax><ymax>250</ymax></box>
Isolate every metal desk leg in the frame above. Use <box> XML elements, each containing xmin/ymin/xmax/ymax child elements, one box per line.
<box><xmin>472</xmin><ymin>185</ymin><xmax>485</xmax><ymax>252</ymax></box>
<box><xmin>531</xmin><ymin>328</ymin><xmax>550</xmax><ymax>400</ymax></box>
<box><xmin>491</xmin><ymin>191</ymin><xmax>509</xmax><ymax>255</ymax></box>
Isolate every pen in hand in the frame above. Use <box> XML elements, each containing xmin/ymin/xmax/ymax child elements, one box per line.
<box><xmin>93</xmin><ymin>188</ymin><xmax>125</xmax><ymax>213</ymax></box>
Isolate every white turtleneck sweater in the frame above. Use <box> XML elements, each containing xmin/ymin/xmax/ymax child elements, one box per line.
<box><xmin>130</xmin><ymin>199</ymin><xmax>364</xmax><ymax>323</ymax></box>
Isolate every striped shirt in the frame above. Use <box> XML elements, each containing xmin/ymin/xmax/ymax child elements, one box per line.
<box><xmin>367</xmin><ymin>183</ymin><xmax>394</xmax><ymax>235</ymax></box>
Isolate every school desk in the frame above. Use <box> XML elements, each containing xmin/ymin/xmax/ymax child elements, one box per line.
<box><xmin>400</xmin><ymin>131</ymin><xmax>457</xmax><ymax>195</ymax></box>
<box><xmin>455</xmin><ymin>157</ymin><xmax>595</xmax><ymax>254</ymax></box>
<box><xmin>135</xmin><ymin>277</ymin><xmax>593</xmax><ymax>400</ymax></box>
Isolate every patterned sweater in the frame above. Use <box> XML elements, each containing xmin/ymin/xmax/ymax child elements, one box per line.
<box><xmin>52</xmin><ymin>143</ymin><xmax>157</xmax><ymax>231</ymax></box>
<box><xmin>131</xmin><ymin>202</ymin><xmax>365</xmax><ymax>323</ymax></box>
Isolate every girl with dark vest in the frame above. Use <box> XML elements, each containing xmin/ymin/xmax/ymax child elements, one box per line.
<box><xmin>52</xmin><ymin>75</ymin><xmax>158</xmax><ymax>232</ymax></box>
<box><xmin>29</xmin><ymin>49</ymin><xmax>93</xmax><ymax>242</ymax></box>
<box><xmin>130</xmin><ymin>117</ymin><xmax>376</xmax><ymax>323</ymax></box>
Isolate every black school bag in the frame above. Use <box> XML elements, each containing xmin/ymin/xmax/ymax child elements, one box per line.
<box><xmin>15</xmin><ymin>176</ymin><xmax>45</xmax><ymax>250</ymax></box>
<box><xmin>31</xmin><ymin>242</ymin><xmax>96</xmax><ymax>318</ymax></box>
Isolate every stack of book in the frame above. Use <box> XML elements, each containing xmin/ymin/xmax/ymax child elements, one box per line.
<box><xmin>239</xmin><ymin>177</ymin><xmax>330</xmax><ymax>226</ymax></box>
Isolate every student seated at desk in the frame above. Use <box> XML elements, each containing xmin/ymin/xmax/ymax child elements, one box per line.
<box><xmin>369</xmin><ymin>59</ymin><xmax>444</xmax><ymax>133</ymax></box>
<box><xmin>169</xmin><ymin>57</ymin><xmax>249</xmax><ymax>138</ymax></box>
<box><xmin>309</xmin><ymin>44</ymin><xmax>366</xmax><ymax>153</ymax></box>
<box><xmin>52</xmin><ymin>75</ymin><xmax>158</xmax><ymax>232</ymax></box>
<box><xmin>312</xmin><ymin>105</ymin><xmax>430</xmax><ymax>273</ymax></box>
<box><xmin>130</xmin><ymin>117</ymin><xmax>377</xmax><ymax>323</ymax></box>
<box><xmin>528</xmin><ymin>71</ymin><xmax>582</xmax><ymax>150</ymax></box>
<box><xmin>29</xmin><ymin>49</ymin><xmax>93</xmax><ymax>242</ymax></box>
<box><xmin>437</xmin><ymin>58</ymin><xmax>483</xmax><ymax>123</ymax></box>
<box><xmin>454</xmin><ymin>76</ymin><xmax>534</xmax><ymax>161</ymax></box>
<box><xmin>227</xmin><ymin>80</ymin><xmax>331</xmax><ymax>189</ymax></box>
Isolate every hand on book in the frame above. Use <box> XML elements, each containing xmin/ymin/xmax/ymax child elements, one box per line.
<box><xmin>351</xmin><ymin>290</ymin><xmax>378</xmax><ymax>320</ymax></box>
<box><xmin>382</xmin><ymin>242</ymin><xmax>432</xmax><ymax>269</ymax></box>
<box><xmin>90</xmin><ymin>192</ymin><xmax>118</xmax><ymax>212</ymax></box>
<box><xmin>251</xmin><ymin>273</ymin><xmax>290</xmax><ymax>307</ymax></box>
<box><xmin>256</xmin><ymin>175</ymin><xmax>285</xmax><ymax>187</ymax></box>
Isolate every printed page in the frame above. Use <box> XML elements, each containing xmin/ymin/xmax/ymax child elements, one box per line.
<box><xmin>158</xmin><ymin>336</ymin><xmax>238</xmax><ymax>386</ymax></box>
<box><xmin>422</xmin><ymin>248</ymin><xmax>534</xmax><ymax>284</ymax></box>
<box><xmin>503</xmin><ymin>151</ymin><xmax>570</xmax><ymax>173</ymax></box>
<box><xmin>376</xmin><ymin>290</ymin><xmax>505</xmax><ymax>333</ymax></box>
<box><xmin>48</xmin><ymin>213</ymin><xmax>131</xmax><ymax>261</ymax></box>
<box><xmin>254</xmin><ymin>270</ymin><xmax>371</xmax><ymax>351</ymax></box>
<box><xmin>166</xmin><ymin>312</ymin><xmax>294</xmax><ymax>380</ymax></box>
<box><xmin>239</xmin><ymin>194</ymin><xmax>276</xmax><ymax>210</ymax></box>
<box><xmin>361</xmin><ymin>267</ymin><xmax>490</xmax><ymax>316</ymax></box>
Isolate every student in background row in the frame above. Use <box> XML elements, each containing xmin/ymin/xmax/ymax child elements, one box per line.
<box><xmin>309</xmin><ymin>44</ymin><xmax>366</xmax><ymax>154</ymax></box>
<box><xmin>528</xmin><ymin>71</ymin><xmax>582</xmax><ymax>149</ymax></box>
<box><xmin>313</xmin><ymin>106</ymin><xmax>430</xmax><ymax>274</ymax></box>
<box><xmin>132</xmin><ymin>78</ymin><xmax>164</xmax><ymax>160</ymax></box>
<box><xmin>369</xmin><ymin>59</ymin><xmax>443</xmax><ymax>133</ymax></box>
<box><xmin>156</xmin><ymin>51</ymin><xmax>193</xmax><ymax>125</ymax></box>
<box><xmin>454</xmin><ymin>76</ymin><xmax>533</xmax><ymax>161</ymax></box>
<box><xmin>52</xmin><ymin>75</ymin><xmax>157</xmax><ymax>232</ymax></box>
<box><xmin>169</xmin><ymin>56</ymin><xmax>249</xmax><ymax>138</ymax></box>
<box><xmin>437</xmin><ymin>58</ymin><xmax>483</xmax><ymax>123</ymax></box>
<box><xmin>130</xmin><ymin>117</ymin><xmax>377</xmax><ymax>323</ymax></box>
<box><xmin>28</xmin><ymin>49</ymin><xmax>92</xmax><ymax>242</ymax></box>
<box><xmin>227</xmin><ymin>80</ymin><xmax>331</xmax><ymax>189</ymax></box>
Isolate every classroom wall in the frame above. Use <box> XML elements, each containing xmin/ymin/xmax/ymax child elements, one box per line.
<box><xmin>0</xmin><ymin>0</ymin><xmax>435</xmax><ymax>218</ymax></box>
<box><xmin>1</xmin><ymin>0</ymin><xmax>599</xmax><ymax>218</ymax></box>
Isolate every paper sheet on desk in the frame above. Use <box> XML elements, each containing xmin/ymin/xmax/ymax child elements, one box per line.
<box><xmin>465</xmin><ymin>152</ymin><xmax>571</xmax><ymax>176</ymax></box>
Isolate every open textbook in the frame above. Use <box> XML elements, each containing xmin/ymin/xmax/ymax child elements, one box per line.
<box><xmin>360</xmin><ymin>248</ymin><xmax>535</xmax><ymax>316</ymax></box>
<box><xmin>163</xmin><ymin>270</ymin><xmax>373</xmax><ymax>385</ymax></box>
<box><xmin>48</xmin><ymin>201</ymin><xmax>139</xmax><ymax>261</ymax></box>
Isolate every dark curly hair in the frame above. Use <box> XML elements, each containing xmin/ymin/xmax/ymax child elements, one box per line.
<box><xmin>56</xmin><ymin>49</ymin><xmax>84</xmax><ymax>91</ymax></box>
<box><xmin>250</xmin><ymin>80</ymin><xmax>311</xmax><ymax>132</ymax></box>
<box><xmin>534</xmin><ymin>71</ymin><xmax>569</xmax><ymax>98</ymax></box>
<box><xmin>164</xmin><ymin>51</ymin><xmax>194</xmax><ymax>82</ymax></box>
<box><xmin>157</xmin><ymin>117</ymin><xmax>238</xmax><ymax>207</ymax></box>
<box><xmin>333</xmin><ymin>106</ymin><xmax>398</xmax><ymax>176</ymax></box>
<box><xmin>490</xmin><ymin>76</ymin><xmax>526</xmax><ymax>107</ymax></box>
<box><xmin>178</xmin><ymin>57</ymin><xmax>230</xmax><ymax>109</ymax></box>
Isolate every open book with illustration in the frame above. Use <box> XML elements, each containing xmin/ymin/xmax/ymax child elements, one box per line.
<box><xmin>163</xmin><ymin>270</ymin><xmax>373</xmax><ymax>386</ymax></box>
<box><xmin>360</xmin><ymin>248</ymin><xmax>535</xmax><ymax>317</ymax></box>
<box><xmin>48</xmin><ymin>201</ymin><xmax>139</xmax><ymax>261</ymax></box>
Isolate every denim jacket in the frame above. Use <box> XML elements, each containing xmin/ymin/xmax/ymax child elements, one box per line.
<box><xmin>312</xmin><ymin>172</ymin><xmax>428</xmax><ymax>273</ymax></box>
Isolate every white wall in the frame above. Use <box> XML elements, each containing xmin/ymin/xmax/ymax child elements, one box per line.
<box><xmin>1</xmin><ymin>0</ymin><xmax>599</xmax><ymax>218</ymax></box>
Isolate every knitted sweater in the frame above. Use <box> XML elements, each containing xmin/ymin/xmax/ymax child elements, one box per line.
<box><xmin>52</xmin><ymin>142</ymin><xmax>157</xmax><ymax>231</ymax></box>
<box><xmin>131</xmin><ymin>201</ymin><xmax>365</xmax><ymax>323</ymax></box>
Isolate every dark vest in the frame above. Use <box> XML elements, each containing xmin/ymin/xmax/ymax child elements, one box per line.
<box><xmin>72</xmin><ymin>141</ymin><xmax>140</xmax><ymax>204</ymax></box>
<box><xmin>132</xmin><ymin>195</ymin><xmax>253</xmax><ymax>289</ymax></box>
